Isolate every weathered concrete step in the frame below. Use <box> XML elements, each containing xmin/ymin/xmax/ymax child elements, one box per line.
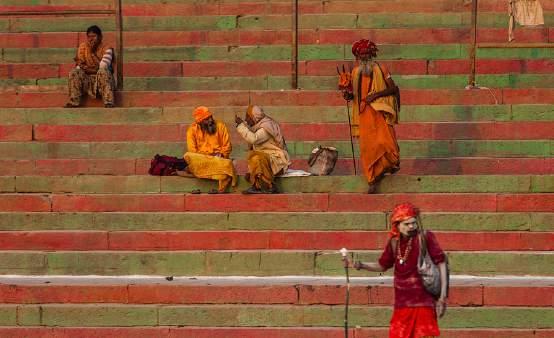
<box><xmin>1</xmin><ymin>44</ymin><xmax>475</xmax><ymax>63</ymax></box>
<box><xmin>0</xmin><ymin>212</ymin><xmax>551</xmax><ymax>231</ymax></box>
<box><xmin>0</xmin><ymin>140</ymin><xmax>551</xmax><ymax>160</ymax></box>
<box><xmin>0</xmin><ymin>304</ymin><xmax>551</xmax><ymax>328</ymax></box>
<box><xmin>0</xmin><ymin>193</ymin><xmax>552</xmax><ymax>212</ymax></box>
<box><xmin>5</xmin><ymin>0</ymin><xmax>554</xmax><ymax>12</ymax></box>
<box><xmin>2</xmin><ymin>89</ymin><xmax>552</xmax><ymax>108</ymax></box>
<box><xmin>1</xmin><ymin>28</ymin><xmax>551</xmax><ymax>49</ymax></box>
<box><xmin>0</xmin><ymin>250</ymin><xmax>551</xmax><ymax>276</ymax></box>
<box><xmin>3</xmin><ymin>44</ymin><xmax>554</xmax><ymax>64</ymax></box>
<box><xmin>8</xmin><ymin>0</ymin><xmax>549</xmax><ymax>17</ymax></box>
<box><xmin>2</xmin><ymin>105</ymin><xmax>552</xmax><ymax>123</ymax></box>
<box><xmin>1</xmin><ymin>175</ymin><xmax>552</xmax><ymax>194</ymax></box>
<box><xmin>3</xmin><ymin>158</ymin><xmax>553</xmax><ymax>176</ymax></box>
<box><xmin>2</xmin><ymin>13</ymin><xmax>553</xmax><ymax>33</ymax></box>
<box><xmin>4</xmin><ymin>60</ymin><xmax>554</xmax><ymax>79</ymax></box>
<box><xmin>5</xmin><ymin>74</ymin><xmax>554</xmax><ymax>91</ymax></box>
<box><xmin>2</xmin><ymin>122</ymin><xmax>550</xmax><ymax>142</ymax></box>
<box><xmin>0</xmin><ymin>327</ymin><xmax>552</xmax><ymax>338</ymax></box>
<box><xmin>0</xmin><ymin>231</ymin><xmax>550</xmax><ymax>251</ymax></box>
<box><xmin>0</xmin><ymin>276</ymin><xmax>552</xmax><ymax>305</ymax></box>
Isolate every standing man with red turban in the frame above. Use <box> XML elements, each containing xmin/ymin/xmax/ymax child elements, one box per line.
<box><xmin>338</xmin><ymin>39</ymin><xmax>401</xmax><ymax>193</ymax></box>
<box><xmin>184</xmin><ymin>106</ymin><xmax>237</xmax><ymax>193</ymax></box>
<box><xmin>343</xmin><ymin>203</ymin><xmax>448</xmax><ymax>338</ymax></box>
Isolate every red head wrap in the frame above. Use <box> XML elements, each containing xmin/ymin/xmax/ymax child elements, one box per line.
<box><xmin>389</xmin><ymin>202</ymin><xmax>419</xmax><ymax>238</ymax></box>
<box><xmin>351</xmin><ymin>39</ymin><xmax>378</xmax><ymax>59</ymax></box>
<box><xmin>193</xmin><ymin>106</ymin><xmax>212</xmax><ymax>123</ymax></box>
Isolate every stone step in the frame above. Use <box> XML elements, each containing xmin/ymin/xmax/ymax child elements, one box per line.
<box><xmin>2</xmin><ymin>59</ymin><xmax>554</xmax><ymax>78</ymax></box>
<box><xmin>0</xmin><ymin>231</ymin><xmax>551</xmax><ymax>251</ymax></box>
<box><xmin>1</xmin><ymin>175</ymin><xmax>552</xmax><ymax>194</ymax></box>
<box><xmin>7</xmin><ymin>0</ymin><xmax>550</xmax><ymax>16</ymax></box>
<box><xmin>0</xmin><ymin>250</ymin><xmax>551</xmax><ymax>276</ymax></box>
<box><xmin>1</xmin><ymin>122</ymin><xmax>550</xmax><ymax>142</ymax></box>
<box><xmin>4</xmin><ymin>73</ymin><xmax>554</xmax><ymax>91</ymax></box>
<box><xmin>0</xmin><ymin>304</ymin><xmax>551</xmax><ymax>329</ymax></box>
<box><xmin>3</xmin><ymin>158</ymin><xmax>552</xmax><ymax>176</ymax></box>
<box><xmin>0</xmin><ymin>211</ymin><xmax>551</xmax><ymax>232</ymax></box>
<box><xmin>0</xmin><ymin>193</ymin><xmax>552</xmax><ymax>212</ymax></box>
<box><xmin>2</xmin><ymin>12</ymin><xmax>553</xmax><ymax>33</ymax></box>
<box><xmin>2</xmin><ymin>89</ymin><xmax>552</xmax><ymax>108</ymax></box>
<box><xmin>1</xmin><ymin>28</ymin><xmax>552</xmax><ymax>49</ymax></box>
<box><xmin>2</xmin><ymin>105</ymin><xmax>552</xmax><ymax>123</ymax></box>
<box><xmin>0</xmin><ymin>140</ymin><xmax>551</xmax><ymax>160</ymax></box>
<box><xmin>0</xmin><ymin>276</ymin><xmax>552</xmax><ymax>306</ymax></box>
<box><xmin>4</xmin><ymin>44</ymin><xmax>554</xmax><ymax>64</ymax></box>
<box><xmin>0</xmin><ymin>327</ymin><xmax>551</xmax><ymax>338</ymax></box>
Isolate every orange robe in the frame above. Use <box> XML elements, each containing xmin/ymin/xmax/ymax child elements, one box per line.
<box><xmin>350</xmin><ymin>63</ymin><xmax>400</xmax><ymax>184</ymax></box>
<box><xmin>186</xmin><ymin>120</ymin><xmax>232</xmax><ymax>158</ymax></box>
<box><xmin>184</xmin><ymin>120</ymin><xmax>236</xmax><ymax>192</ymax></box>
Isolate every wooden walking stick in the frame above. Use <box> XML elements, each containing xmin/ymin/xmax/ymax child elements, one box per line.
<box><xmin>345</xmin><ymin>101</ymin><xmax>357</xmax><ymax>175</ymax></box>
<box><xmin>337</xmin><ymin>65</ymin><xmax>357</xmax><ymax>175</ymax></box>
<box><xmin>340</xmin><ymin>248</ymin><xmax>350</xmax><ymax>338</ymax></box>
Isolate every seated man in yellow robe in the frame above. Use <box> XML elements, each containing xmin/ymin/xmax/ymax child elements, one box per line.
<box><xmin>184</xmin><ymin>106</ymin><xmax>237</xmax><ymax>193</ymax></box>
<box><xmin>235</xmin><ymin>106</ymin><xmax>291</xmax><ymax>194</ymax></box>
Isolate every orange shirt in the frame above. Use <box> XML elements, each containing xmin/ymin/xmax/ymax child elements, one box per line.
<box><xmin>186</xmin><ymin>120</ymin><xmax>232</xmax><ymax>158</ymax></box>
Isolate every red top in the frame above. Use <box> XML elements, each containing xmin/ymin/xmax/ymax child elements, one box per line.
<box><xmin>378</xmin><ymin>231</ymin><xmax>446</xmax><ymax>308</ymax></box>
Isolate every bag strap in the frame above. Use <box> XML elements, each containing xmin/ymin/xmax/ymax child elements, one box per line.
<box><xmin>418</xmin><ymin>230</ymin><xmax>428</xmax><ymax>258</ymax></box>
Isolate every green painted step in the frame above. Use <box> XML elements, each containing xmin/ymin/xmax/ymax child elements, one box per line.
<box><xmin>2</xmin><ymin>13</ymin><xmax>553</xmax><ymax>33</ymax></box>
<box><xmin>4</xmin><ymin>44</ymin><xmax>553</xmax><ymax>63</ymax></box>
<box><xmin>6</xmin><ymin>74</ymin><xmax>554</xmax><ymax>91</ymax></box>
<box><xmin>0</xmin><ymin>251</ymin><xmax>551</xmax><ymax>276</ymax></box>
<box><xmin>0</xmin><ymin>212</ymin><xmax>551</xmax><ymax>231</ymax></box>
<box><xmin>3</xmin><ymin>175</ymin><xmax>553</xmax><ymax>194</ymax></box>
<box><xmin>1</xmin><ymin>105</ymin><xmax>552</xmax><ymax>124</ymax></box>
<box><xmin>1</xmin><ymin>44</ymin><xmax>469</xmax><ymax>63</ymax></box>
<box><xmin>0</xmin><ymin>304</ymin><xmax>552</xmax><ymax>328</ymax></box>
<box><xmin>0</xmin><ymin>140</ymin><xmax>551</xmax><ymax>160</ymax></box>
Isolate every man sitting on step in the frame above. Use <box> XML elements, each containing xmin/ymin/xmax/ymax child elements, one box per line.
<box><xmin>184</xmin><ymin>106</ymin><xmax>237</xmax><ymax>194</ymax></box>
<box><xmin>65</xmin><ymin>25</ymin><xmax>115</xmax><ymax>108</ymax></box>
<box><xmin>235</xmin><ymin>105</ymin><xmax>291</xmax><ymax>194</ymax></box>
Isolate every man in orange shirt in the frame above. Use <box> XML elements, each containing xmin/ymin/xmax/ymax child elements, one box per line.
<box><xmin>184</xmin><ymin>106</ymin><xmax>237</xmax><ymax>193</ymax></box>
<box><xmin>338</xmin><ymin>39</ymin><xmax>400</xmax><ymax>193</ymax></box>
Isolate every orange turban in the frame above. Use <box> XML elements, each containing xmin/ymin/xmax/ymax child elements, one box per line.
<box><xmin>193</xmin><ymin>106</ymin><xmax>212</xmax><ymax>123</ymax></box>
<box><xmin>389</xmin><ymin>202</ymin><xmax>419</xmax><ymax>238</ymax></box>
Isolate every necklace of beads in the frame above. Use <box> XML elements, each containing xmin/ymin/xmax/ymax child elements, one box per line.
<box><xmin>396</xmin><ymin>236</ymin><xmax>413</xmax><ymax>265</ymax></box>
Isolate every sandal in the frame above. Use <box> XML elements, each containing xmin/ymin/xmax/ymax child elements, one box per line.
<box><xmin>191</xmin><ymin>189</ymin><xmax>201</xmax><ymax>194</ymax></box>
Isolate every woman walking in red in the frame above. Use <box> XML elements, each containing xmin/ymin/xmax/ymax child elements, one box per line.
<box><xmin>343</xmin><ymin>202</ymin><xmax>448</xmax><ymax>338</ymax></box>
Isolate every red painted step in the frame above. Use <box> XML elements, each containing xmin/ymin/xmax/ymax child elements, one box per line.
<box><xmin>1</xmin><ymin>193</ymin><xmax>552</xmax><ymax>212</ymax></box>
<box><xmin>0</xmin><ymin>231</ymin><xmax>550</xmax><ymax>251</ymax></box>
<box><xmin>26</xmin><ymin>122</ymin><xmax>554</xmax><ymax>142</ymax></box>
<box><xmin>2</xmin><ymin>89</ymin><xmax>554</xmax><ymax>108</ymax></box>
<box><xmin>0</xmin><ymin>327</ymin><xmax>552</xmax><ymax>338</ymax></box>
<box><xmin>0</xmin><ymin>283</ymin><xmax>551</xmax><ymax>306</ymax></box>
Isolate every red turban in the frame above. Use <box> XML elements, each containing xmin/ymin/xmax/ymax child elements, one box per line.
<box><xmin>389</xmin><ymin>202</ymin><xmax>419</xmax><ymax>238</ymax></box>
<box><xmin>193</xmin><ymin>106</ymin><xmax>212</xmax><ymax>123</ymax></box>
<box><xmin>351</xmin><ymin>39</ymin><xmax>378</xmax><ymax>59</ymax></box>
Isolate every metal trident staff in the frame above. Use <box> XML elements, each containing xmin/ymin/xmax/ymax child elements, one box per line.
<box><xmin>340</xmin><ymin>248</ymin><xmax>350</xmax><ymax>338</ymax></box>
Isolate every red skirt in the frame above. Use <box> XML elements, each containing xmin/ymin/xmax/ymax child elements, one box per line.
<box><xmin>389</xmin><ymin>307</ymin><xmax>440</xmax><ymax>338</ymax></box>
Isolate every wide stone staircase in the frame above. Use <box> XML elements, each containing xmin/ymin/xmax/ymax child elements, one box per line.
<box><xmin>0</xmin><ymin>0</ymin><xmax>552</xmax><ymax>336</ymax></box>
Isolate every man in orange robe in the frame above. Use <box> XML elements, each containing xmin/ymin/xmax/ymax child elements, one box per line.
<box><xmin>184</xmin><ymin>106</ymin><xmax>237</xmax><ymax>193</ymax></box>
<box><xmin>339</xmin><ymin>39</ymin><xmax>400</xmax><ymax>193</ymax></box>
